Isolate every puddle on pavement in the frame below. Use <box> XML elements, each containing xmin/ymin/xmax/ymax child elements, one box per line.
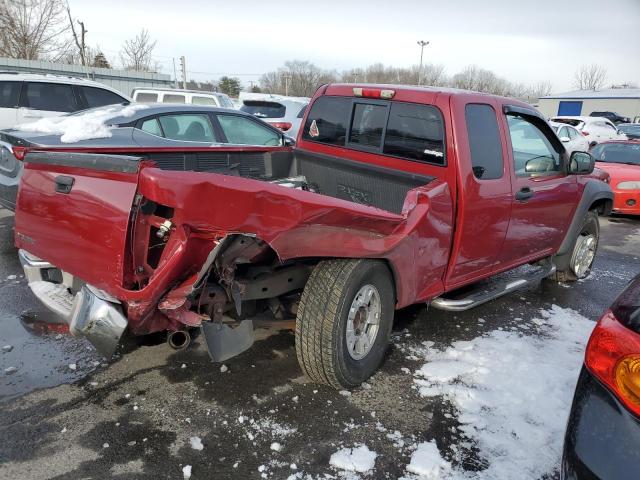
<box><xmin>0</xmin><ymin>309</ymin><xmax>104</xmax><ymax>403</ymax></box>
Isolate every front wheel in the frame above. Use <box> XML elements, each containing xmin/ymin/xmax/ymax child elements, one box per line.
<box><xmin>552</xmin><ymin>210</ymin><xmax>600</xmax><ymax>282</ymax></box>
<box><xmin>295</xmin><ymin>259</ymin><xmax>394</xmax><ymax>389</ymax></box>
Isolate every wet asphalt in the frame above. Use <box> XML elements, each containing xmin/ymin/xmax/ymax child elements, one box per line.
<box><xmin>0</xmin><ymin>209</ymin><xmax>638</xmax><ymax>479</ymax></box>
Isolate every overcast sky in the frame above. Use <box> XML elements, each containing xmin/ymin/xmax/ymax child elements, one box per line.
<box><xmin>68</xmin><ymin>0</ymin><xmax>640</xmax><ymax>92</ymax></box>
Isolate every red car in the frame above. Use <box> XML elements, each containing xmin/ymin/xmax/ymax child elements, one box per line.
<box><xmin>591</xmin><ymin>141</ymin><xmax>640</xmax><ymax>215</ymax></box>
<box><xmin>14</xmin><ymin>84</ymin><xmax>613</xmax><ymax>388</ymax></box>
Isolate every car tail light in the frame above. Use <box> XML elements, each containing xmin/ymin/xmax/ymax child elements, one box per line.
<box><xmin>586</xmin><ymin>278</ymin><xmax>640</xmax><ymax>416</ymax></box>
<box><xmin>353</xmin><ymin>87</ymin><xmax>395</xmax><ymax>99</ymax></box>
<box><xmin>581</xmin><ymin>131</ymin><xmax>590</xmax><ymax>137</ymax></box>
<box><xmin>269</xmin><ymin>122</ymin><xmax>292</xmax><ymax>132</ymax></box>
<box><xmin>12</xmin><ymin>146</ymin><xmax>27</xmax><ymax>161</ymax></box>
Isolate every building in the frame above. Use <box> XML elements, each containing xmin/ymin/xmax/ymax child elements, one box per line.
<box><xmin>0</xmin><ymin>57</ymin><xmax>173</xmax><ymax>97</ymax></box>
<box><xmin>538</xmin><ymin>88</ymin><xmax>640</xmax><ymax>120</ymax></box>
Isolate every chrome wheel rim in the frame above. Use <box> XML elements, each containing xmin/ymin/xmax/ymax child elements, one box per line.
<box><xmin>346</xmin><ymin>284</ymin><xmax>381</xmax><ymax>360</ymax></box>
<box><xmin>571</xmin><ymin>234</ymin><xmax>597</xmax><ymax>278</ymax></box>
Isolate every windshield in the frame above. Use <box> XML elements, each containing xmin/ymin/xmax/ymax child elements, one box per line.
<box><xmin>591</xmin><ymin>143</ymin><xmax>640</xmax><ymax>166</ymax></box>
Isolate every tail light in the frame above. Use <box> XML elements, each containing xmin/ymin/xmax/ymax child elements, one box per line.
<box><xmin>269</xmin><ymin>122</ymin><xmax>292</xmax><ymax>132</ymax></box>
<box><xmin>581</xmin><ymin>131</ymin><xmax>590</xmax><ymax>137</ymax></box>
<box><xmin>585</xmin><ymin>279</ymin><xmax>640</xmax><ymax>416</ymax></box>
<box><xmin>12</xmin><ymin>146</ymin><xmax>27</xmax><ymax>161</ymax></box>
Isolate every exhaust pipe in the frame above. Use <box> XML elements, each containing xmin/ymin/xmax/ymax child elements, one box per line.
<box><xmin>167</xmin><ymin>329</ymin><xmax>191</xmax><ymax>350</ymax></box>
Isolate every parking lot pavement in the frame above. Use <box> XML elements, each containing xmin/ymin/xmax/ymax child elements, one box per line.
<box><xmin>0</xmin><ymin>210</ymin><xmax>637</xmax><ymax>479</ymax></box>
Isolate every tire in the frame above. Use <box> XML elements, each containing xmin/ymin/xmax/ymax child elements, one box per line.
<box><xmin>295</xmin><ymin>259</ymin><xmax>394</xmax><ymax>389</ymax></box>
<box><xmin>551</xmin><ymin>210</ymin><xmax>599</xmax><ymax>282</ymax></box>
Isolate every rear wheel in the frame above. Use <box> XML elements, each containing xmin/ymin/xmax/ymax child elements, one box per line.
<box><xmin>552</xmin><ymin>210</ymin><xmax>599</xmax><ymax>282</ymax></box>
<box><xmin>295</xmin><ymin>259</ymin><xmax>394</xmax><ymax>389</ymax></box>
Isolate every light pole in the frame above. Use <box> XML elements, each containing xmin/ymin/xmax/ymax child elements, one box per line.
<box><xmin>417</xmin><ymin>40</ymin><xmax>429</xmax><ymax>86</ymax></box>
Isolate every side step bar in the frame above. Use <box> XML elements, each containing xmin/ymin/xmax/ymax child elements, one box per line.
<box><xmin>431</xmin><ymin>261</ymin><xmax>556</xmax><ymax>312</ymax></box>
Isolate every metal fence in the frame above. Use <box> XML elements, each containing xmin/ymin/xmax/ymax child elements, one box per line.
<box><xmin>0</xmin><ymin>57</ymin><xmax>174</xmax><ymax>97</ymax></box>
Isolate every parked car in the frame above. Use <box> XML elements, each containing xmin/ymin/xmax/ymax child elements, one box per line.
<box><xmin>14</xmin><ymin>84</ymin><xmax>612</xmax><ymax>389</ymax></box>
<box><xmin>562</xmin><ymin>274</ymin><xmax>640</xmax><ymax>479</ymax></box>
<box><xmin>240</xmin><ymin>93</ymin><xmax>308</xmax><ymax>137</ymax></box>
<box><xmin>590</xmin><ymin>110</ymin><xmax>631</xmax><ymax>125</ymax></box>
<box><xmin>618</xmin><ymin>123</ymin><xmax>640</xmax><ymax>141</ymax></box>
<box><xmin>551</xmin><ymin>116</ymin><xmax>627</xmax><ymax>146</ymax></box>
<box><xmin>0</xmin><ymin>72</ymin><xmax>130</xmax><ymax>130</ymax></box>
<box><xmin>550</xmin><ymin>121</ymin><xmax>589</xmax><ymax>155</ymax></box>
<box><xmin>0</xmin><ymin>103</ymin><xmax>291</xmax><ymax>210</ymax></box>
<box><xmin>590</xmin><ymin>141</ymin><xmax>640</xmax><ymax>215</ymax></box>
<box><xmin>132</xmin><ymin>88</ymin><xmax>235</xmax><ymax>109</ymax></box>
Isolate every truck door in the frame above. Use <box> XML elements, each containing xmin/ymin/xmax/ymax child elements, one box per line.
<box><xmin>445</xmin><ymin>100</ymin><xmax>513</xmax><ymax>288</ymax></box>
<box><xmin>497</xmin><ymin>107</ymin><xmax>578</xmax><ymax>265</ymax></box>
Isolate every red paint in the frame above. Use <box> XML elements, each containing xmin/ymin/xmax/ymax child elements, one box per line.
<box><xmin>594</xmin><ymin>151</ymin><xmax>639</xmax><ymax>216</ymax></box>
<box><xmin>15</xmin><ymin>84</ymin><xmax>597</xmax><ymax>336</ymax></box>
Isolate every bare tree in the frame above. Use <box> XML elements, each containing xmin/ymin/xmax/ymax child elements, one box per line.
<box><xmin>120</xmin><ymin>29</ymin><xmax>157</xmax><ymax>72</ymax></box>
<box><xmin>0</xmin><ymin>0</ymin><xmax>70</xmax><ymax>60</ymax></box>
<box><xmin>528</xmin><ymin>80</ymin><xmax>553</xmax><ymax>100</ymax></box>
<box><xmin>66</xmin><ymin>3</ymin><xmax>87</xmax><ymax>65</ymax></box>
<box><xmin>574</xmin><ymin>64</ymin><xmax>607</xmax><ymax>91</ymax></box>
<box><xmin>260</xmin><ymin>60</ymin><xmax>337</xmax><ymax>97</ymax></box>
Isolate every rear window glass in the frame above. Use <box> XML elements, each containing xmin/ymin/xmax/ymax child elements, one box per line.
<box><xmin>81</xmin><ymin>86</ymin><xmax>125</xmax><ymax>108</ymax></box>
<box><xmin>465</xmin><ymin>104</ymin><xmax>503</xmax><ymax>179</ymax></box>
<box><xmin>301</xmin><ymin>96</ymin><xmax>351</xmax><ymax>145</ymax></box>
<box><xmin>241</xmin><ymin>101</ymin><xmax>286</xmax><ymax>119</ymax></box>
<box><xmin>383</xmin><ymin>103</ymin><xmax>445</xmax><ymax>164</ymax></box>
<box><xmin>0</xmin><ymin>81</ymin><xmax>21</xmax><ymax>108</ymax></box>
<box><xmin>163</xmin><ymin>94</ymin><xmax>186</xmax><ymax>104</ymax></box>
<box><xmin>23</xmin><ymin>82</ymin><xmax>76</xmax><ymax>112</ymax></box>
<box><xmin>349</xmin><ymin>103</ymin><xmax>387</xmax><ymax>148</ymax></box>
<box><xmin>297</xmin><ymin>104</ymin><xmax>307</xmax><ymax>118</ymax></box>
<box><xmin>591</xmin><ymin>143</ymin><xmax>640</xmax><ymax>166</ymax></box>
<box><xmin>192</xmin><ymin>95</ymin><xmax>217</xmax><ymax>106</ymax></box>
<box><xmin>135</xmin><ymin>92</ymin><xmax>158</xmax><ymax>103</ymax></box>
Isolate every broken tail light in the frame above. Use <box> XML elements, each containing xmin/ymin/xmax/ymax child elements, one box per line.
<box><xmin>586</xmin><ymin>277</ymin><xmax>640</xmax><ymax>416</ymax></box>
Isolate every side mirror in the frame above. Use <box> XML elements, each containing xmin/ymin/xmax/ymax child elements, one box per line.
<box><xmin>569</xmin><ymin>151</ymin><xmax>595</xmax><ymax>175</ymax></box>
<box><xmin>282</xmin><ymin>136</ymin><xmax>296</xmax><ymax>147</ymax></box>
<box><xmin>559</xmin><ymin>136</ymin><xmax>570</xmax><ymax>143</ymax></box>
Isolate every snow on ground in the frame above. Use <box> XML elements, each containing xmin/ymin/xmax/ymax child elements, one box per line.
<box><xmin>405</xmin><ymin>305</ymin><xmax>594</xmax><ymax>479</ymax></box>
<box><xmin>329</xmin><ymin>445</ymin><xmax>377</xmax><ymax>473</ymax></box>
<box><xmin>17</xmin><ymin>104</ymin><xmax>147</xmax><ymax>143</ymax></box>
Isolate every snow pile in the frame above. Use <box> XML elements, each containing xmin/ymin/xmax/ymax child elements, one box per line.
<box><xmin>189</xmin><ymin>436</ymin><xmax>203</xmax><ymax>451</ymax></box>
<box><xmin>411</xmin><ymin>305</ymin><xmax>594</xmax><ymax>479</ymax></box>
<box><xmin>17</xmin><ymin>104</ymin><xmax>147</xmax><ymax>143</ymax></box>
<box><xmin>182</xmin><ymin>465</ymin><xmax>192</xmax><ymax>479</ymax></box>
<box><xmin>405</xmin><ymin>441</ymin><xmax>452</xmax><ymax>479</ymax></box>
<box><xmin>329</xmin><ymin>445</ymin><xmax>377</xmax><ymax>473</ymax></box>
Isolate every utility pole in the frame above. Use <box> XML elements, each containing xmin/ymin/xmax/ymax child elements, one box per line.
<box><xmin>172</xmin><ymin>58</ymin><xmax>179</xmax><ymax>88</ymax></box>
<box><xmin>283</xmin><ymin>75</ymin><xmax>291</xmax><ymax>96</ymax></box>
<box><xmin>179</xmin><ymin>56</ymin><xmax>187</xmax><ymax>89</ymax></box>
<box><xmin>417</xmin><ymin>40</ymin><xmax>429</xmax><ymax>86</ymax></box>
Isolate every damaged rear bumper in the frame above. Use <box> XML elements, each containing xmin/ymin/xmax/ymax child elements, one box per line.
<box><xmin>19</xmin><ymin>249</ymin><xmax>128</xmax><ymax>357</ymax></box>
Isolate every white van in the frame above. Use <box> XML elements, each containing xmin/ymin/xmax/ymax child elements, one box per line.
<box><xmin>132</xmin><ymin>88</ymin><xmax>235</xmax><ymax>109</ymax></box>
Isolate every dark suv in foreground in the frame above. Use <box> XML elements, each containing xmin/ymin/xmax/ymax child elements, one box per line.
<box><xmin>590</xmin><ymin>111</ymin><xmax>632</xmax><ymax>124</ymax></box>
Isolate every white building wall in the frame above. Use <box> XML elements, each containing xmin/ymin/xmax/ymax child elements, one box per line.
<box><xmin>538</xmin><ymin>97</ymin><xmax>640</xmax><ymax>120</ymax></box>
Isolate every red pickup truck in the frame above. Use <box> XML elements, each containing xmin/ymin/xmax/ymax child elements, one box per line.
<box><xmin>15</xmin><ymin>84</ymin><xmax>612</xmax><ymax>389</ymax></box>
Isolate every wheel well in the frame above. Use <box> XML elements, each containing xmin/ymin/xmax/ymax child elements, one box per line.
<box><xmin>590</xmin><ymin>198</ymin><xmax>612</xmax><ymax>216</ymax></box>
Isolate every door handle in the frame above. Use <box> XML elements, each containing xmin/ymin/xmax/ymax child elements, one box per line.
<box><xmin>515</xmin><ymin>187</ymin><xmax>534</xmax><ymax>202</ymax></box>
<box><xmin>55</xmin><ymin>175</ymin><xmax>74</xmax><ymax>194</ymax></box>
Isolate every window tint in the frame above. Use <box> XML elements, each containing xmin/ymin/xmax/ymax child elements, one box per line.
<box><xmin>192</xmin><ymin>95</ymin><xmax>217</xmax><ymax>106</ymax></box>
<box><xmin>0</xmin><ymin>81</ymin><xmax>21</xmax><ymax>108</ymax></box>
<box><xmin>301</xmin><ymin>96</ymin><xmax>351</xmax><ymax>145</ymax></box>
<box><xmin>465</xmin><ymin>104</ymin><xmax>503</xmax><ymax>179</ymax></box>
<box><xmin>296</xmin><ymin>104</ymin><xmax>307</xmax><ymax>119</ymax></box>
<box><xmin>81</xmin><ymin>86</ymin><xmax>125</xmax><ymax>108</ymax></box>
<box><xmin>507</xmin><ymin>116</ymin><xmax>561</xmax><ymax>176</ymax></box>
<box><xmin>141</xmin><ymin>118</ymin><xmax>162</xmax><ymax>136</ymax></box>
<box><xmin>23</xmin><ymin>82</ymin><xmax>76</xmax><ymax>112</ymax></box>
<box><xmin>240</xmin><ymin>101</ymin><xmax>286</xmax><ymax>119</ymax></box>
<box><xmin>349</xmin><ymin>103</ymin><xmax>386</xmax><ymax>148</ymax></box>
<box><xmin>163</xmin><ymin>94</ymin><xmax>186</xmax><ymax>104</ymax></box>
<box><xmin>158</xmin><ymin>114</ymin><xmax>215</xmax><ymax>142</ymax></box>
<box><xmin>217</xmin><ymin>115</ymin><xmax>281</xmax><ymax>146</ymax></box>
<box><xmin>384</xmin><ymin>102</ymin><xmax>445</xmax><ymax>165</ymax></box>
<box><xmin>135</xmin><ymin>92</ymin><xmax>158</xmax><ymax>103</ymax></box>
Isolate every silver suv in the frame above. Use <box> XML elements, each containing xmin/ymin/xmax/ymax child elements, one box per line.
<box><xmin>240</xmin><ymin>94</ymin><xmax>308</xmax><ymax>138</ymax></box>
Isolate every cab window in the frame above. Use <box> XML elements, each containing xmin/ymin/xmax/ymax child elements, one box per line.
<box><xmin>465</xmin><ymin>104</ymin><xmax>503</xmax><ymax>179</ymax></box>
<box><xmin>506</xmin><ymin>116</ymin><xmax>561</xmax><ymax>176</ymax></box>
